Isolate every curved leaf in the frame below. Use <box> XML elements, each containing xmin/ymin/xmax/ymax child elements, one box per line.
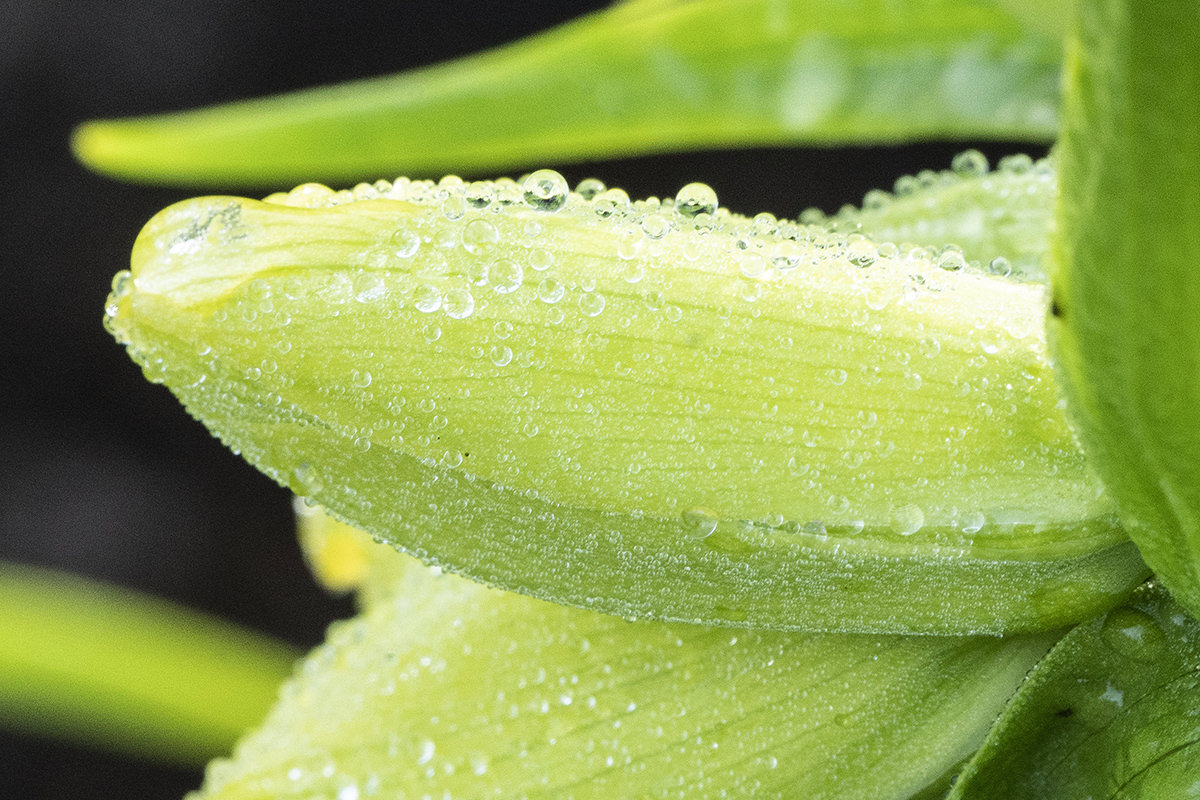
<box><xmin>949</xmin><ymin>583</ymin><xmax>1200</xmax><ymax>798</ymax></box>
<box><xmin>74</xmin><ymin>0</ymin><xmax>1063</xmax><ymax>186</ymax></box>
<box><xmin>196</xmin><ymin>508</ymin><xmax>1058</xmax><ymax>800</ymax></box>
<box><xmin>106</xmin><ymin>174</ymin><xmax>1144</xmax><ymax>634</ymax></box>
<box><xmin>1049</xmin><ymin>0</ymin><xmax>1200</xmax><ymax>616</ymax></box>
<box><xmin>0</xmin><ymin>562</ymin><xmax>298</xmax><ymax>765</ymax></box>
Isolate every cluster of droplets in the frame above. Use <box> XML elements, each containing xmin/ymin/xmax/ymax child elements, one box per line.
<box><xmin>820</xmin><ymin>150</ymin><xmax>1057</xmax><ymax>282</ymax></box>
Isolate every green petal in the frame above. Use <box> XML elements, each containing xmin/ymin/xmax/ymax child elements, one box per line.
<box><xmin>74</xmin><ymin>0</ymin><xmax>1062</xmax><ymax>186</ymax></box>
<box><xmin>107</xmin><ymin>175</ymin><xmax>1144</xmax><ymax>634</ymax></box>
<box><xmin>948</xmin><ymin>583</ymin><xmax>1200</xmax><ymax>798</ymax></box>
<box><xmin>197</xmin><ymin>510</ymin><xmax>1058</xmax><ymax>800</ymax></box>
<box><xmin>829</xmin><ymin>150</ymin><xmax>1055</xmax><ymax>283</ymax></box>
<box><xmin>0</xmin><ymin>561</ymin><xmax>298</xmax><ymax>765</ymax></box>
<box><xmin>1050</xmin><ymin>1</ymin><xmax>1200</xmax><ymax>616</ymax></box>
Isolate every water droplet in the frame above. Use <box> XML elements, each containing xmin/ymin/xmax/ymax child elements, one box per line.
<box><xmin>414</xmin><ymin>284</ymin><xmax>442</xmax><ymax>313</ymax></box>
<box><xmin>537</xmin><ymin>278</ymin><xmax>565</xmax><ymax>304</ymax></box>
<box><xmin>960</xmin><ymin>511</ymin><xmax>986</xmax><ymax>534</ymax></box>
<box><xmin>416</xmin><ymin>739</ymin><xmax>436</xmax><ymax>766</ymax></box>
<box><xmin>443</xmin><ymin>289</ymin><xmax>475</xmax><ymax>319</ymax></box>
<box><xmin>292</xmin><ymin>462</ymin><xmax>324</xmax><ymax>496</ymax></box>
<box><xmin>490</xmin><ymin>259</ymin><xmax>523</xmax><ymax>293</ymax></box>
<box><xmin>523</xmin><ymin>169</ymin><xmax>569</xmax><ymax>211</ymax></box>
<box><xmin>674</xmin><ymin>182</ymin><xmax>718</xmax><ymax>218</ymax></box>
<box><xmin>951</xmin><ymin>149</ymin><xmax>989</xmax><ymax>177</ymax></box>
<box><xmin>890</xmin><ymin>504</ymin><xmax>925</xmax><ymax>536</ymax></box>
<box><xmin>390</xmin><ymin>228</ymin><xmax>421</xmax><ymax>258</ymax></box>
<box><xmin>579</xmin><ymin>292</ymin><xmax>606</xmax><ymax>317</ymax></box>
<box><xmin>641</xmin><ymin>213</ymin><xmax>671</xmax><ymax>239</ymax></box>
<box><xmin>490</xmin><ymin>345</ymin><xmax>513</xmax><ymax>367</ymax></box>
<box><xmin>465</xmin><ymin>181</ymin><xmax>494</xmax><ymax>209</ymax></box>
<box><xmin>351</xmin><ymin>370</ymin><xmax>372</xmax><ymax>388</ymax></box>
<box><xmin>682</xmin><ymin>508</ymin><xmax>720</xmax><ymax>539</ymax></box>
<box><xmin>594</xmin><ymin>188</ymin><xmax>631</xmax><ymax>217</ymax></box>
<box><xmin>441</xmin><ymin>192</ymin><xmax>467</xmax><ymax>220</ymax></box>
<box><xmin>1100</xmin><ymin>607</ymin><xmax>1167</xmax><ymax>663</ymax></box>
<box><xmin>462</xmin><ymin>218</ymin><xmax>499</xmax><ymax>253</ymax></box>
<box><xmin>575</xmin><ymin>178</ymin><xmax>606</xmax><ymax>200</ymax></box>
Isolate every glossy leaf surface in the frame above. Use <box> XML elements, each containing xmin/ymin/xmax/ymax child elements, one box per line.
<box><xmin>74</xmin><ymin>0</ymin><xmax>1062</xmax><ymax>186</ymax></box>
<box><xmin>195</xmin><ymin>508</ymin><xmax>1057</xmax><ymax>800</ymax></box>
<box><xmin>106</xmin><ymin>174</ymin><xmax>1145</xmax><ymax>634</ymax></box>
<box><xmin>949</xmin><ymin>583</ymin><xmax>1200</xmax><ymax>798</ymax></box>
<box><xmin>1050</xmin><ymin>0</ymin><xmax>1200</xmax><ymax>617</ymax></box>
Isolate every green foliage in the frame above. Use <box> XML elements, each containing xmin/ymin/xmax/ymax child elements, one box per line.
<box><xmin>1050</xmin><ymin>0</ymin><xmax>1200</xmax><ymax>620</ymax></box>
<box><xmin>72</xmin><ymin>0</ymin><xmax>1063</xmax><ymax>186</ymax></box>
<box><xmin>0</xmin><ymin>562</ymin><xmax>298</xmax><ymax>766</ymax></box>
<box><xmin>53</xmin><ymin>0</ymin><xmax>1200</xmax><ymax>795</ymax></box>
<box><xmin>950</xmin><ymin>584</ymin><xmax>1200</xmax><ymax>798</ymax></box>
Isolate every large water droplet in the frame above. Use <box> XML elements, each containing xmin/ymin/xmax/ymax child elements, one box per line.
<box><xmin>674</xmin><ymin>182</ymin><xmax>718</xmax><ymax>218</ymax></box>
<box><xmin>523</xmin><ymin>169</ymin><xmax>569</xmax><ymax>212</ymax></box>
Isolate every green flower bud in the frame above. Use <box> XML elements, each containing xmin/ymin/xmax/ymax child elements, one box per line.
<box><xmin>106</xmin><ymin>172</ymin><xmax>1145</xmax><ymax>634</ymax></box>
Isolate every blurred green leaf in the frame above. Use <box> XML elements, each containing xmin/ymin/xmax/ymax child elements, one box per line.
<box><xmin>949</xmin><ymin>583</ymin><xmax>1200</xmax><ymax>798</ymax></box>
<box><xmin>73</xmin><ymin>0</ymin><xmax>1063</xmax><ymax>187</ymax></box>
<box><xmin>1049</xmin><ymin>0</ymin><xmax>1200</xmax><ymax>617</ymax></box>
<box><xmin>0</xmin><ymin>562</ymin><xmax>299</xmax><ymax>766</ymax></box>
<box><xmin>197</xmin><ymin>509</ymin><xmax>1058</xmax><ymax>800</ymax></box>
<box><xmin>105</xmin><ymin>173</ymin><xmax>1144</xmax><ymax>635</ymax></box>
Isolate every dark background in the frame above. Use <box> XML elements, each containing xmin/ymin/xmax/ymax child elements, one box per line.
<box><xmin>0</xmin><ymin>2</ymin><xmax>1043</xmax><ymax>797</ymax></box>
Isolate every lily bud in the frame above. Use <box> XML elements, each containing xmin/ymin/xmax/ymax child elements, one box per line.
<box><xmin>106</xmin><ymin>171</ymin><xmax>1144</xmax><ymax>634</ymax></box>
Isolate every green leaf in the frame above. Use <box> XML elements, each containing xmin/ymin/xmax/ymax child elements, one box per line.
<box><xmin>0</xmin><ymin>561</ymin><xmax>299</xmax><ymax>766</ymax></box>
<box><xmin>829</xmin><ymin>150</ymin><xmax>1055</xmax><ymax>283</ymax></box>
<box><xmin>105</xmin><ymin>173</ymin><xmax>1145</xmax><ymax>634</ymax></box>
<box><xmin>948</xmin><ymin>583</ymin><xmax>1200</xmax><ymax>798</ymax></box>
<box><xmin>197</xmin><ymin>509</ymin><xmax>1059</xmax><ymax>800</ymax></box>
<box><xmin>73</xmin><ymin>0</ymin><xmax>1063</xmax><ymax>187</ymax></box>
<box><xmin>1049</xmin><ymin>1</ymin><xmax>1200</xmax><ymax>617</ymax></box>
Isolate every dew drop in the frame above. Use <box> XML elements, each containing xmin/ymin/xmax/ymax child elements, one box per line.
<box><xmin>537</xmin><ymin>278</ymin><xmax>565</xmax><ymax>304</ymax></box>
<box><xmin>575</xmin><ymin>178</ymin><xmax>606</xmax><ymax>200</ymax></box>
<box><xmin>579</xmin><ymin>292</ymin><xmax>606</xmax><ymax>317</ymax></box>
<box><xmin>390</xmin><ymin>228</ymin><xmax>421</xmax><ymax>258</ymax></box>
<box><xmin>462</xmin><ymin>218</ymin><xmax>499</xmax><ymax>253</ymax></box>
<box><xmin>682</xmin><ymin>508</ymin><xmax>720</xmax><ymax>539</ymax></box>
<box><xmin>490</xmin><ymin>259</ymin><xmax>524</xmax><ymax>293</ymax></box>
<box><xmin>890</xmin><ymin>504</ymin><xmax>925</xmax><ymax>536</ymax></box>
<box><xmin>443</xmin><ymin>289</ymin><xmax>475</xmax><ymax>319</ymax></box>
<box><xmin>674</xmin><ymin>182</ymin><xmax>718</xmax><ymax>218</ymax></box>
<box><xmin>523</xmin><ymin>169</ymin><xmax>569</xmax><ymax>211</ymax></box>
<box><xmin>951</xmin><ymin>149</ymin><xmax>989</xmax><ymax>177</ymax></box>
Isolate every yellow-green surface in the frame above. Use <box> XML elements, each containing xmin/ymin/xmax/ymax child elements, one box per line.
<box><xmin>194</xmin><ymin>508</ymin><xmax>1056</xmax><ymax>800</ymax></box>
<box><xmin>106</xmin><ymin>172</ymin><xmax>1145</xmax><ymax>634</ymax></box>
<box><xmin>1050</xmin><ymin>0</ymin><xmax>1200</xmax><ymax>618</ymax></box>
<box><xmin>73</xmin><ymin>0</ymin><xmax>1063</xmax><ymax>186</ymax></box>
<box><xmin>0</xmin><ymin>562</ymin><xmax>299</xmax><ymax>765</ymax></box>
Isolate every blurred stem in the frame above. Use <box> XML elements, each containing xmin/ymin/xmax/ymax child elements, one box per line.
<box><xmin>0</xmin><ymin>561</ymin><xmax>299</xmax><ymax>766</ymax></box>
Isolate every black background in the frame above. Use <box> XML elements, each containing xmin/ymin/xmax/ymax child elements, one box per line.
<box><xmin>0</xmin><ymin>2</ymin><xmax>1044</xmax><ymax>797</ymax></box>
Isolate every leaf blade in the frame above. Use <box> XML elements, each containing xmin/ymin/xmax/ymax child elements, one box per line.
<box><xmin>948</xmin><ymin>583</ymin><xmax>1200</xmax><ymax>799</ymax></box>
<box><xmin>74</xmin><ymin>0</ymin><xmax>1063</xmax><ymax>186</ymax></box>
<box><xmin>1049</xmin><ymin>0</ymin><xmax>1200</xmax><ymax>617</ymax></box>
<box><xmin>0</xmin><ymin>562</ymin><xmax>298</xmax><ymax>766</ymax></box>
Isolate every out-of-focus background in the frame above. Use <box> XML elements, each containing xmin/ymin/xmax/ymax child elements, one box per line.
<box><xmin>0</xmin><ymin>1</ymin><xmax>1041</xmax><ymax>797</ymax></box>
